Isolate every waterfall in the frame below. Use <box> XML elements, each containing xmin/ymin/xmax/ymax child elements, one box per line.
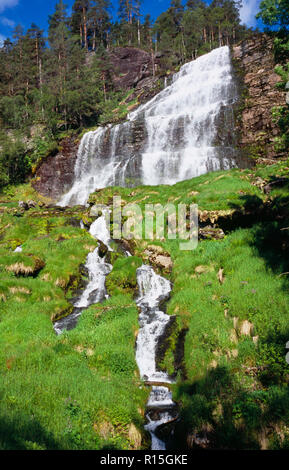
<box><xmin>58</xmin><ymin>46</ymin><xmax>240</xmax><ymax>206</ymax></box>
<box><xmin>53</xmin><ymin>214</ymin><xmax>112</xmax><ymax>335</ymax></box>
<box><xmin>136</xmin><ymin>265</ymin><xmax>177</xmax><ymax>450</ymax></box>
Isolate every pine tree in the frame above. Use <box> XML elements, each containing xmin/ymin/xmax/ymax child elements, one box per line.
<box><xmin>71</xmin><ymin>0</ymin><xmax>91</xmax><ymax>50</ymax></box>
<box><xmin>89</xmin><ymin>0</ymin><xmax>111</xmax><ymax>50</ymax></box>
<box><xmin>118</xmin><ymin>0</ymin><xmax>142</xmax><ymax>45</ymax></box>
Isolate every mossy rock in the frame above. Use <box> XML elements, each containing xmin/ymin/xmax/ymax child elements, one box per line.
<box><xmin>106</xmin><ymin>256</ymin><xmax>143</xmax><ymax>296</ymax></box>
<box><xmin>51</xmin><ymin>304</ymin><xmax>74</xmax><ymax>322</ymax></box>
<box><xmin>98</xmin><ymin>241</ymin><xmax>108</xmax><ymax>258</ymax></box>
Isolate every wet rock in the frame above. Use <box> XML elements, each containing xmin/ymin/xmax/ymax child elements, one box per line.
<box><xmin>51</xmin><ymin>305</ymin><xmax>74</xmax><ymax>323</ymax></box>
<box><xmin>98</xmin><ymin>241</ymin><xmax>108</xmax><ymax>258</ymax></box>
<box><xmin>18</xmin><ymin>201</ymin><xmax>28</xmax><ymax>210</ymax></box>
<box><xmin>154</xmin><ymin>415</ymin><xmax>178</xmax><ymax>441</ymax></box>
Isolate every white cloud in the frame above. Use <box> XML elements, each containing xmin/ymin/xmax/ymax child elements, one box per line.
<box><xmin>0</xmin><ymin>16</ymin><xmax>15</xmax><ymax>27</ymax></box>
<box><xmin>0</xmin><ymin>0</ymin><xmax>18</xmax><ymax>14</ymax></box>
<box><xmin>239</xmin><ymin>0</ymin><xmax>260</xmax><ymax>27</ymax></box>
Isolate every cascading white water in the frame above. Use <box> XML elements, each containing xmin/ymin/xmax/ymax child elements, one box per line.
<box><xmin>131</xmin><ymin>45</ymin><xmax>238</xmax><ymax>186</ymax></box>
<box><xmin>53</xmin><ymin>214</ymin><xmax>112</xmax><ymax>335</ymax></box>
<box><xmin>136</xmin><ymin>265</ymin><xmax>172</xmax><ymax>383</ymax></box>
<box><xmin>136</xmin><ymin>265</ymin><xmax>176</xmax><ymax>450</ymax></box>
<box><xmin>58</xmin><ymin>46</ymin><xmax>239</xmax><ymax>206</ymax></box>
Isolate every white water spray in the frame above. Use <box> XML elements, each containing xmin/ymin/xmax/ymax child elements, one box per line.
<box><xmin>58</xmin><ymin>46</ymin><xmax>239</xmax><ymax>206</ymax></box>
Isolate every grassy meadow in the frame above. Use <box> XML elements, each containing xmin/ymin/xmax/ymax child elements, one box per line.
<box><xmin>0</xmin><ymin>160</ymin><xmax>289</xmax><ymax>449</ymax></box>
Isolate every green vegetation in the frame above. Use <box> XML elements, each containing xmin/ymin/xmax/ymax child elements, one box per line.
<box><xmin>1</xmin><ymin>159</ymin><xmax>289</xmax><ymax>449</ymax></box>
<box><xmin>88</xmin><ymin>159</ymin><xmax>289</xmax><ymax>449</ymax></box>
<box><xmin>0</xmin><ymin>0</ymin><xmax>288</xmax><ymax>453</ymax></box>
<box><xmin>0</xmin><ymin>195</ymin><xmax>148</xmax><ymax>450</ymax></box>
<box><xmin>0</xmin><ymin>0</ymin><xmax>252</xmax><ymax>188</ymax></box>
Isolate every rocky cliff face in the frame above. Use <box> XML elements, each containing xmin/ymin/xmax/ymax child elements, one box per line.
<box><xmin>106</xmin><ymin>47</ymin><xmax>171</xmax><ymax>104</ymax></box>
<box><xmin>232</xmin><ymin>34</ymin><xmax>285</xmax><ymax>160</ymax></box>
<box><xmin>108</xmin><ymin>47</ymin><xmax>154</xmax><ymax>90</ymax></box>
<box><xmin>32</xmin><ymin>138</ymin><xmax>78</xmax><ymax>200</ymax></box>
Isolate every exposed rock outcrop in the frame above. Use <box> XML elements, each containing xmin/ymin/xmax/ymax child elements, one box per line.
<box><xmin>144</xmin><ymin>245</ymin><xmax>173</xmax><ymax>273</ymax></box>
<box><xmin>107</xmin><ymin>47</ymin><xmax>154</xmax><ymax>90</ymax></box>
<box><xmin>233</xmin><ymin>34</ymin><xmax>285</xmax><ymax>159</ymax></box>
<box><xmin>32</xmin><ymin>137</ymin><xmax>79</xmax><ymax>200</ymax></box>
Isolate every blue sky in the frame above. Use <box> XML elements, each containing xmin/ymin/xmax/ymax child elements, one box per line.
<box><xmin>0</xmin><ymin>0</ymin><xmax>262</xmax><ymax>45</ymax></box>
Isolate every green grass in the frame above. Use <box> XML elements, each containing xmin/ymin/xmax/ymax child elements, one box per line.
<box><xmin>1</xmin><ymin>159</ymin><xmax>289</xmax><ymax>449</ymax></box>
<box><xmin>88</xmin><ymin>159</ymin><xmax>289</xmax><ymax>449</ymax></box>
<box><xmin>0</xmin><ymin>202</ymin><xmax>148</xmax><ymax>450</ymax></box>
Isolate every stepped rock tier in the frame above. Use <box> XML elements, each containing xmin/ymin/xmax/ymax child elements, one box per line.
<box><xmin>58</xmin><ymin>46</ymin><xmax>243</xmax><ymax>206</ymax></box>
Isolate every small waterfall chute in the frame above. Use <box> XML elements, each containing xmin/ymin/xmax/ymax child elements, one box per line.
<box><xmin>53</xmin><ymin>213</ymin><xmax>112</xmax><ymax>335</ymax></box>
<box><xmin>136</xmin><ymin>264</ymin><xmax>177</xmax><ymax>450</ymax></box>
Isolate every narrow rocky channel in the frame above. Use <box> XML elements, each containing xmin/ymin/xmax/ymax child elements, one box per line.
<box><xmin>136</xmin><ymin>265</ymin><xmax>177</xmax><ymax>450</ymax></box>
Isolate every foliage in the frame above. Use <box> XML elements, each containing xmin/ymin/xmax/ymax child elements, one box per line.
<box><xmin>0</xmin><ymin>201</ymin><xmax>146</xmax><ymax>450</ymax></box>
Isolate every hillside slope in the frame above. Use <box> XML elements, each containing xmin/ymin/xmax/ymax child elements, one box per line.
<box><xmin>1</xmin><ymin>160</ymin><xmax>289</xmax><ymax>450</ymax></box>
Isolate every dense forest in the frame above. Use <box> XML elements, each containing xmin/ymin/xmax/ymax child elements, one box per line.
<box><xmin>0</xmin><ymin>0</ymin><xmax>256</xmax><ymax>187</ymax></box>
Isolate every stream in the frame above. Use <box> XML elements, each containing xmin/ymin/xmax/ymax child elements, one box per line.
<box><xmin>136</xmin><ymin>265</ymin><xmax>177</xmax><ymax>450</ymax></box>
<box><xmin>53</xmin><ymin>213</ymin><xmax>112</xmax><ymax>335</ymax></box>
<box><xmin>53</xmin><ymin>215</ymin><xmax>177</xmax><ymax>449</ymax></box>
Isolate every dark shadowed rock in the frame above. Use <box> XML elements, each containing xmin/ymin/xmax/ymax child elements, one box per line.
<box><xmin>32</xmin><ymin>137</ymin><xmax>79</xmax><ymax>200</ymax></box>
<box><xmin>108</xmin><ymin>47</ymin><xmax>154</xmax><ymax>90</ymax></box>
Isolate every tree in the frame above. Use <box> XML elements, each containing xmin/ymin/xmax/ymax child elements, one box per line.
<box><xmin>89</xmin><ymin>0</ymin><xmax>111</xmax><ymax>50</ymax></box>
<box><xmin>256</xmin><ymin>0</ymin><xmax>289</xmax><ymax>153</ymax></box>
<box><xmin>256</xmin><ymin>0</ymin><xmax>289</xmax><ymax>30</ymax></box>
<box><xmin>182</xmin><ymin>4</ymin><xmax>206</xmax><ymax>58</ymax></box>
<box><xmin>71</xmin><ymin>0</ymin><xmax>91</xmax><ymax>50</ymax></box>
<box><xmin>118</xmin><ymin>0</ymin><xmax>142</xmax><ymax>45</ymax></box>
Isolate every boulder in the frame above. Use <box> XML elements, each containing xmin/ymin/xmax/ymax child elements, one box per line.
<box><xmin>199</xmin><ymin>226</ymin><xmax>225</xmax><ymax>240</ymax></box>
<box><xmin>18</xmin><ymin>201</ymin><xmax>28</xmax><ymax>210</ymax></box>
<box><xmin>107</xmin><ymin>47</ymin><xmax>154</xmax><ymax>90</ymax></box>
<box><xmin>144</xmin><ymin>245</ymin><xmax>173</xmax><ymax>272</ymax></box>
<box><xmin>240</xmin><ymin>320</ymin><xmax>254</xmax><ymax>336</ymax></box>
